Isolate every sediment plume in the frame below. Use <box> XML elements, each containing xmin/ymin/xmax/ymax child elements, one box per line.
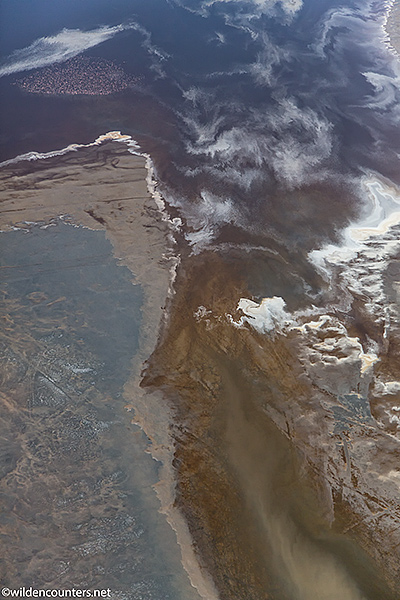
<box><xmin>143</xmin><ymin>247</ymin><xmax>400</xmax><ymax>600</ymax></box>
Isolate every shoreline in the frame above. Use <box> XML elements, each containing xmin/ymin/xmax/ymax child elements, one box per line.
<box><xmin>385</xmin><ymin>0</ymin><xmax>400</xmax><ymax>55</ymax></box>
<box><xmin>144</xmin><ymin>244</ymin><xmax>400</xmax><ymax>599</ymax></box>
<box><xmin>2</xmin><ymin>133</ymin><xmax>400</xmax><ymax>598</ymax></box>
<box><xmin>0</xmin><ymin>135</ymin><xmax>218</xmax><ymax>600</ymax></box>
<box><xmin>0</xmin><ymin>132</ymin><xmax>172</xmax><ymax>367</ymax></box>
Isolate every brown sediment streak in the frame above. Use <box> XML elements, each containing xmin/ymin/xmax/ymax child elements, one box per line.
<box><xmin>0</xmin><ymin>135</ymin><xmax>217</xmax><ymax>600</ymax></box>
<box><xmin>142</xmin><ymin>253</ymin><xmax>274</xmax><ymax>600</ymax></box>
<box><xmin>143</xmin><ymin>246</ymin><xmax>400</xmax><ymax>599</ymax></box>
<box><xmin>3</xmin><ymin>134</ymin><xmax>400</xmax><ymax>599</ymax></box>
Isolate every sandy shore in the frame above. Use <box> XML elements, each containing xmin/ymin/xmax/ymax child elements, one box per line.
<box><xmin>3</xmin><ymin>133</ymin><xmax>399</xmax><ymax>599</ymax></box>
<box><xmin>0</xmin><ymin>134</ymin><xmax>171</xmax><ymax>363</ymax></box>
<box><xmin>0</xmin><ymin>135</ymin><xmax>218</xmax><ymax>600</ymax></box>
<box><xmin>143</xmin><ymin>243</ymin><xmax>400</xmax><ymax>599</ymax></box>
<box><xmin>386</xmin><ymin>0</ymin><xmax>400</xmax><ymax>54</ymax></box>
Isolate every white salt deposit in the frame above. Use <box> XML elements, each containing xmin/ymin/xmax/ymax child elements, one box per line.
<box><xmin>236</xmin><ymin>296</ymin><xmax>293</xmax><ymax>332</ymax></box>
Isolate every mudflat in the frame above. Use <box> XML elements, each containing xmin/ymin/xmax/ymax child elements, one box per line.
<box><xmin>0</xmin><ymin>138</ymin><xmax>213</xmax><ymax>600</ymax></box>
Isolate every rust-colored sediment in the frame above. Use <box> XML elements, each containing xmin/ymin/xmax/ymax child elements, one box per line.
<box><xmin>144</xmin><ymin>254</ymin><xmax>274</xmax><ymax>599</ymax></box>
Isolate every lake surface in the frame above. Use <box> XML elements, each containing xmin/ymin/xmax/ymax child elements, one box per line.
<box><xmin>0</xmin><ymin>222</ymin><xmax>200</xmax><ymax>600</ymax></box>
<box><xmin>1</xmin><ymin>0</ymin><xmax>400</xmax><ymax>597</ymax></box>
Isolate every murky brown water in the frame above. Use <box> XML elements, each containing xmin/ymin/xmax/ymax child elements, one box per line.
<box><xmin>221</xmin><ymin>362</ymin><xmax>390</xmax><ymax>600</ymax></box>
<box><xmin>144</xmin><ymin>250</ymin><xmax>398</xmax><ymax>600</ymax></box>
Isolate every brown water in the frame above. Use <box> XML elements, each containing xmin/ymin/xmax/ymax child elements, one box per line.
<box><xmin>221</xmin><ymin>360</ymin><xmax>395</xmax><ymax>600</ymax></box>
<box><xmin>142</xmin><ymin>247</ymin><xmax>398</xmax><ymax>600</ymax></box>
<box><xmin>1</xmin><ymin>202</ymin><xmax>397</xmax><ymax>600</ymax></box>
<box><xmin>0</xmin><ymin>223</ymin><xmax>201</xmax><ymax>600</ymax></box>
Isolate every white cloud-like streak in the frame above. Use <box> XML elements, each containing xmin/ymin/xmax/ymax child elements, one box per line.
<box><xmin>0</xmin><ymin>24</ymin><xmax>130</xmax><ymax>77</ymax></box>
<box><xmin>173</xmin><ymin>0</ymin><xmax>303</xmax><ymax>24</ymax></box>
<box><xmin>206</xmin><ymin>0</ymin><xmax>303</xmax><ymax>17</ymax></box>
<box><xmin>183</xmin><ymin>97</ymin><xmax>333</xmax><ymax>188</ymax></box>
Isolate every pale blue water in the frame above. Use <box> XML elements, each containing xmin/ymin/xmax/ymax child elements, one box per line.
<box><xmin>0</xmin><ymin>223</ymin><xmax>200</xmax><ymax>600</ymax></box>
<box><xmin>1</xmin><ymin>1</ymin><xmax>400</xmax><ymax>597</ymax></box>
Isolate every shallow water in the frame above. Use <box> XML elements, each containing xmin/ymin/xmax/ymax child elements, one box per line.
<box><xmin>0</xmin><ymin>223</ymin><xmax>200</xmax><ymax>600</ymax></box>
<box><xmin>1</xmin><ymin>0</ymin><xmax>400</xmax><ymax>596</ymax></box>
<box><xmin>220</xmin><ymin>357</ymin><xmax>396</xmax><ymax>600</ymax></box>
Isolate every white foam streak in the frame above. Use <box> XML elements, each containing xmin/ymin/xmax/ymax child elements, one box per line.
<box><xmin>313</xmin><ymin>8</ymin><xmax>362</xmax><ymax>57</ymax></box>
<box><xmin>314</xmin><ymin>1</ymin><xmax>394</xmax><ymax>58</ymax></box>
<box><xmin>374</xmin><ymin>380</ymin><xmax>400</xmax><ymax>395</ymax></box>
<box><xmin>0</xmin><ymin>25</ymin><xmax>130</xmax><ymax>77</ymax></box>
<box><xmin>302</xmin><ymin>174</ymin><xmax>400</xmax><ymax>369</ymax></box>
<box><xmin>209</xmin><ymin>0</ymin><xmax>303</xmax><ymax>16</ymax></box>
<box><xmin>129</xmin><ymin>22</ymin><xmax>169</xmax><ymax>78</ymax></box>
<box><xmin>309</xmin><ymin>176</ymin><xmax>400</xmax><ymax>285</ymax></box>
<box><xmin>250</xmin><ymin>34</ymin><xmax>291</xmax><ymax>87</ymax></box>
<box><xmin>362</xmin><ymin>69</ymin><xmax>400</xmax><ymax>110</ymax></box>
<box><xmin>228</xmin><ymin>300</ymin><xmax>380</xmax><ymax>403</ymax></box>
<box><xmin>233</xmin><ymin>299</ymin><xmax>379</xmax><ymax>375</ymax></box>
<box><xmin>183</xmin><ymin>98</ymin><xmax>333</xmax><ymax>188</ymax></box>
<box><xmin>0</xmin><ymin>131</ymin><xmax>139</xmax><ymax>168</ymax></box>
<box><xmin>175</xmin><ymin>0</ymin><xmax>303</xmax><ymax>21</ymax></box>
<box><xmin>181</xmin><ymin>191</ymin><xmax>237</xmax><ymax>251</ymax></box>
